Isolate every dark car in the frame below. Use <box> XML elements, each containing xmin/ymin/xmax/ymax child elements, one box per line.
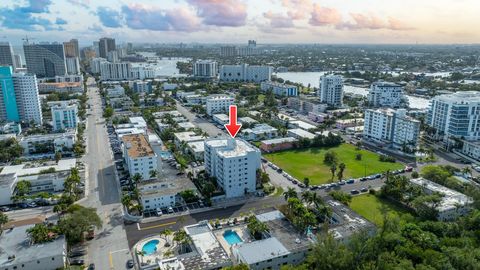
<box><xmin>360</xmin><ymin>188</ymin><xmax>368</xmax><ymax>193</ymax></box>
<box><xmin>346</xmin><ymin>179</ymin><xmax>355</xmax><ymax>184</ymax></box>
<box><xmin>127</xmin><ymin>260</ymin><xmax>134</xmax><ymax>268</ymax></box>
<box><xmin>69</xmin><ymin>250</ymin><xmax>86</xmax><ymax>257</ymax></box>
<box><xmin>70</xmin><ymin>259</ymin><xmax>85</xmax><ymax>265</ymax></box>
<box><xmin>360</xmin><ymin>177</ymin><xmax>368</xmax><ymax>182</ymax></box>
<box><xmin>350</xmin><ymin>190</ymin><xmax>360</xmax><ymax>195</ymax></box>
<box><xmin>0</xmin><ymin>206</ymin><xmax>10</xmax><ymax>212</ymax></box>
<box><xmin>88</xmin><ymin>263</ymin><xmax>95</xmax><ymax>270</ymax></box>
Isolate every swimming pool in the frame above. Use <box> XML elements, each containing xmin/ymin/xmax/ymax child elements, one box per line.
<box><xmin>142</xmin><ymin>239</ymin><xmax>160</xmax><ymax>255</ymax></box>
<box><xmin>223</xmin><ymin>230</ymin><xmax>242</xmax><ymax>245</ymax></box>
<box><xmin>159</xmin><ymin>151</ymin><xmax>173</xmax><ymax>160</ymax></box>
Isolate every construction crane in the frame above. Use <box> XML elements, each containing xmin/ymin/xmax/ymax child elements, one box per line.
<box><xmin>22</xmin><ymin>35</ymin><xmax>36</xmax><ymax>44</ymax></box>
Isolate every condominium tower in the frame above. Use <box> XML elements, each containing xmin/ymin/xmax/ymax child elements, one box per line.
<box><xmin>23</xmin><ymin>43</ymin><xmax>66</xmax><ymax>78</ymax></box>
<box><xmin>319</xmin><ymin>75</ymin><xmax>344</xmax><ymax>107</ymax></box>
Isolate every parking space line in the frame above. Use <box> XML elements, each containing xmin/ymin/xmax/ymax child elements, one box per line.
<box><xmin>139</xmin><ymin>221</ymin><xmax>176</xmax><ymax>231</ymax></box>
<box><xmin>108</xmin><ymin>251</ymin><xmax>114</xmax><ymax>269</ymax></box>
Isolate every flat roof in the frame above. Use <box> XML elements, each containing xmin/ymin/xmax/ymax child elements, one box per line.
<box><xmin>0</xmin><ymin>224</ymin><xmax>65</xmax><ymax>267</ymax></box>
<box><xmin>213</xmin><ymin>114</ymin><xmax>229</xmax><ymax>121</ymax></box>
<box><xmin>122</xmin><ymin>134</ymin><xmax>155</xmax><ymax>158</ymax></box>
<box><xmin>178</xmin><ymin>122</ymin><xmax>196</xmax><ymax>129</ymax></box>
<box><xmin>206</xmin><ymin>138</ymin><xmax>259</xmax><ymax>158</ymax></box>
<box><xmin>236</xmin><ymin>237</ymin><xmax>289</xmax><ymax>265</ymax></box>
<box><xmin>288</xmin><ymin>128</ymin><xmax>315</xmax><ymax>139</ymax></box>
<box><xmin>290</xmin><ymin>120</ymin><xmax>316</xmax><ymax>130</ymax></box>
<box><xmin>0</xmin><ymin>159</ymin><xmax>76</xmax><ymax>177</ymax></box>
<box><xmin>174</xmin><ymin>131</ymin><xmax>206</xmax><ymax>143</ymax></box>
<box><xmin>410</xmin><ymin>178</ymin><xmax>473</xmax><ymax>211</ymax></box>
<box><xmin>139</xmin><ymin>178</ymin><xmax>196</xmax><ymax>197</ymax></box>
<box><xmin>0</xmin><ymin>173</ymin><xmax>16</xmax><ymax>188</ymax></box>
<box><xmin>261</xmin><ymin>137</ymin><xmax>298</xmax><ymax>145</ymax></box>
<box><xmin>327</xmin><ymin>199</ymin><xmax>376</xmax><ymax>241</ymax></box>
<box><xmin>187</xmin><ymin>141</ymin><xmax>205</xmax><ymax>153</ymax></box>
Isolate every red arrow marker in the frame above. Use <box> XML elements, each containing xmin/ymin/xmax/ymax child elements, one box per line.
<box><xmin>224</xmin><ymin>105</ymin><xmax>242</xmax><ymax>138</ymax></box>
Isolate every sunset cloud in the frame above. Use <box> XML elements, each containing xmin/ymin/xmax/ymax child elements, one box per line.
<box><xmin>309</xmin><ymin>4</ymin><xmax>342</xmax><ymax>26</ymax></box>
<box><xmin>263</xmin><ymin>11</ymin><xmax>295</xmax><ymax>28</ymax></box>
<box><xmin>186</xmin><ymin>0</ymin><xmax>248</xmax><ymax>27</ymax></box>
<box><xmin>339</xmin><ymin>13</ymin><xmax>414</xmax><ymax>31</ymax></box>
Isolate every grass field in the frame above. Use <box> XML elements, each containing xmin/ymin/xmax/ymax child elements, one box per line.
<box><xmin>350</xmin><ymin>194</ymin><xmax>411</xmax><ymax>226</ymax></box>
<box><xmin>264</xmin><ymin>144</ymin><xmax>403</xmax><ymax>185</ymax></box>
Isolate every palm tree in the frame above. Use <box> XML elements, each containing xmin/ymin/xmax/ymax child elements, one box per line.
<box><xmin>301</xmin><ymin>191</ymin><xmax>314</xmax><ymax>204</ymax></box>
<box><xmin>0</xmin><ymin>212</ymin><xmax>8</xmax><ymax>233</ymax></box>
<box><xmin>149</xmin><ymin>170</ymin><xmax>158</xmax><ymax>179</ymax></box>
<box><xmin>132</xmin><ymin>173</ymin><xmax>143</xmax><ymax>184</ymax></box>
<box><xmin>462</xmin><ymin>167</ymin><xmax>472</xmax><ymax>176</ymax></box>
<box><xmin>135</xmin><ymin>250</ymin><xmax>146</xmax><ymax>264</ymax></box>
<box><xmin>173</xmin><ymin>229</ymin><xmax>190</xmax><ymax>254</ymax></box>
<box><xmin>337</xmin><ymin>163</ymin><xmax>346</xmax><ymax>181</ymax></box>
<box><xmin>283</xmin><ymin>187</ymin><xmax>297</xmax><ymax>201</ymax></box>
<box><xmin>121</xmin><ymin>195</ymin><xmax>132</xmax><ymax>209</ymax></box>
<box><xmin>161</xmin><ymin>229</ymin><xmax>173</xmax><ymax>247</ymax></box>
<box><xmin>330</xmin><ymin>164</ymin><xmax>337</xmax><ymax>181</ymax></box>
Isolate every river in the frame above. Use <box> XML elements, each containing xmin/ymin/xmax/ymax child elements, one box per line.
<box><xmin>275</xmin><ymin>72</ymin><xmax>431</xmax><ymax>109</ymax></box>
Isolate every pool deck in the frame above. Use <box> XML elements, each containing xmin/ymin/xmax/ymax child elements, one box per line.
<box><xmin>134</xmin><ymin>236</ymin><xmax>177</xmax><ymax>265</ymax></box>
<box><xmin>213</xmin><ymin>225</ymin><xmax>251</xmax><ymax>256</ymax></box>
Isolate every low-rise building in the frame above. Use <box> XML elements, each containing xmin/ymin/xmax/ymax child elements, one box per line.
<box><xmin>0</xmin><ymin>122</ymin><xmax>21</xmax><ymax>134</ymax></box>
<box><xmin>308</xmin><ymin>111</ymin><xmax>328</xmax><ymax>123</ymax></box>
<box><xmin>204</xmin><ymin>138</ymin><xmax>261</xmax><ymax>198</ymax></box>
<box><xmin>259</xmin><ymin>137</ymin><xmax>298</xmax><ymax>153</ymax></box>
<box><xmin>122</xmin><ymin>134</ymin><xmax>157</xmax><ymax>180</ymax></box>
<box><xmin>106</xmin><ymin>85</ymin><xmax>125</xmax><ymax>97</ymax></box>
<box><xmin>38</xmin><ymin>82</ymin><xmax>83</xmax><ymax>93</ymax></box>
<box><xmin>232</xmin><ymin>210</ymin><xmax>313</xmax><ymax>270</ymax></box>
<box><xmin>289</xmin><ymin>120</ymin><xmax>316</xmax><ymax>131</ymax></box>
<box><xmin>241</xmin><ymin>124</ymin><xmax>278</xmax><ymax>141</ymax></box>
<box><xmin>461</xmin><ymin>140</ymin><xmax>480</xmax><ymax>161</ymax></box>
<box><xmin>287</xmin><ymin>97</ymin><xmax>327</xmax><ymax>115</ymax></box>
<box><xmin>186</xmin><ymin>140</ymin><xmax>205</xmax><ymax>161</ymax></box>
<box><xmin>336</xmin><ymin>118</ymin><xmax>364</xmax><ymax>130</ymax></box>
<box><xmin>206</xmin><ymin>95</ymin><xmax>234</xmax><ymax>116</ymax></box>
<box><xmin>288</xmin><ymin>128</ymin><xmax>315</xmax><ymax>140</ymax></box>
<box><xmin>0</xmin><ymin>224</ymin><xmax>67</xmax><ymax>270</ymax></box>
<box><xmin>139</xmin><ymin>178</ymin><xmax>196</xmax><ymax>210</ymax></box>
<box><xmin>238</xmin><ymin>117</ymin><xmax>257</xmax><ymax>125</ymax></box>
<box><xmin>213</xmin><ymin>113</ymin><xmax>229</xmax><ymax>125</ymax></box>
<box><xmin>410</xmin><ymin>178</ymin><xmax>473</xmax><ymax>221</ymax></box>
<box><xmin>173</xmin><ymin>131</ymin><xmax>206</xmax><ymax>149</ymax></box>
<box><xmin>19</xmin><ymin>131</ymin><xmax>76</xmax><ymax>155</ymax></box>
<box><xmin>260</xmin><ymin>81</ymin><xmax>298</xmax><ymax>97</ymax></box>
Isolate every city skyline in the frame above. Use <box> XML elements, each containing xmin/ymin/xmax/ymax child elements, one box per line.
<box><xmin>0</xmin><ymin>0</ymin><xmax>479</xmax><ymax>45</ymax></box>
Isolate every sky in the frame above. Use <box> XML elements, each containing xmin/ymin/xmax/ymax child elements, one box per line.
<box><xmin>0</xmin><ymin>0</ymin><xmax>479</xmax><ymax>45</ymax></box>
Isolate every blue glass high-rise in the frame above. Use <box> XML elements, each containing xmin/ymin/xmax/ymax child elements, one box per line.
<box><xmin>0</xmin><ymin>66</ymin><xmax>20</xmax><ymax>122</ymax></box>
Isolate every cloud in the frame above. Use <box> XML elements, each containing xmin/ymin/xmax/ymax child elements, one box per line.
<box><xmin>187</xmin><ymin>0</ymin><xmax>247</xmax><ymax>27</ymax></box>
<box><xmin>56</xmin><ymin>18</ymin><xmax>68</xmax><ymax>25</ymax></box>
<box><xmin>281</xmin><ymin>0</ymin><xmax>313</xmax><ymax>20</ymax></box>
<box><xmin>339</xmin><ymin>13</ymin><xmax>414</xmax><ymax>31</ymax></box>
<box><xmin>309</xmin><ymin>4</ymin><xmax>342</xmax><ymax>26</ymax></box>
<box><xmin>97</xmin><ymin>7</ymin><xmax>123</xmax><ymax>28</ymax></box>
<box><xmin>66</xmin><ymin>0</ymin><xmax>90</xmax><ymax>8</ymax></box>
<box><xmin>263</xmin><ymin>11</ymin><xmax>294</xmax><ymax>28</ymax></box>
<box><xmin>0</xmin><ymin>0</ymin><xmax>63</xmax><ymax>31</ymax></box>
<box><xmin>121</xmin><ymin>4</ymin><xmax>201</xmax><ymax>32</ymax></box>
<box><xmin>88</xmin><ymin>23</ymin><xmax>103</xmax><ymax>32</ymax></box>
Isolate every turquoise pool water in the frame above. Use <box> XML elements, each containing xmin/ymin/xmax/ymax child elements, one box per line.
<box><xmin>142</xmin><ymin>239</ymin><xmax>160</xmax><ymax>255</ymax></box>
<box><xmin>223</xmin><ymin>230</ymin><xmax>242</xmax><ymax>245</ymax></box>
<box><xmin>159</xmin><ymin>151</ymin><xmax>173</xmax><ymax>160</ymax></box>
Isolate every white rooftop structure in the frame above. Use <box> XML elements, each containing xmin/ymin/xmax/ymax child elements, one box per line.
<box><xmin>0</xmin><ymin>159</ymin><xmax>76</xmax><ymax>176</ymax></box>
<box><xmin>290</xmin><ymin>120</ymin><xmax>316</xmax><ymax>130</ymax></box>
<box><xmin>288</xmin><ymin>128</ymin><xmax>316</xmax><ymax>139</ymax></box>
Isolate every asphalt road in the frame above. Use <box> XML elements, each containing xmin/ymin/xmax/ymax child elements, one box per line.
<box><xmin>81</xmin><ymin>78</ymin><xmax>132</xmax><ymax>270</ymax></box>
<box><xmin>176</xmin><ymin>101</ymin><xmax>225</xmax><ymax>137</ymax></box>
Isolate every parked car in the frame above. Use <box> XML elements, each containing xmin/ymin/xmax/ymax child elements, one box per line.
<box><xmin>70</xmin><ymin>259</ymin><xmax>85</xmax><ymax>266</ymax></box>
<box><xmin>360</xmin><ymin>188</ymin><xmax>368</xmax><ymax>193</ymax></box>
<box><xmin>167</xmin><ymin>206</ymin><xmax>174</xmax><ymax>214</ymax></box>
<box><xmin>88</xmin><ymin>263</ymin><xmax>95</xmax><ymax>270</ymax></box>
<box><xmin>0</xmin><ymin>206</ymin><xmax>10</xmax><ymax>212</ymax></box>
<box><xmin>156</xmin><ymin>208</ymin><xmax>163</xmax><ymax>216</ymax></box>
<box><xmin>346</xmin><ymin>179</ymin><xmax>355</xmax><ymax>184</ymax></box>
<box><xmin>405</xmin><ymin>166</ymin><xmax>413</xmax><ymax>172</ymax></box>
<box><xmin>127</xmin><ymin>260</ymin><xmax>134</xmax><ymax>269</ymax></box>
<box><xmin>350</xmin><ymin>190</ymin><xmax>360</xmax><ymax>195</ymax></box>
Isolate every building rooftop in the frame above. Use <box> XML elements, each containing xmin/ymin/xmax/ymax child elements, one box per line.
<box><xmin>327</xmin><ymin>199</ymin><xmax>376</xmax><ymax>241</ymax></box>
<box><xmin>0</xmin><ymin>224</ymin><xmax>66</xmax><ymax>268</ymax></box>
<box><xmin>138</xmin><ymin>177</ymin><xmax>196</xmax><ymax>197</ymax></box>
<box><xmin>178</xmin><ymin>122</ymin><xmax>196</xmax><ymax>130</ymax></box>
<box><xmin>206</xmin><ymin>138</ymin><xmax>259</xmax><ymax>158</ymax></box>
<box><xmin>181</xmin><ymin>222</ymin><xmax>231</xmax><ymax>269</ymax></box>
<box><xmin>433</xmin><ymin>91</ymin><xmax>480</xmax><ymax>103</ymax></box>
<box><xmin>0</xmin><ymin>173</ymin><xmax>16</xmax><ymax>188</ymax></box>
<box><xmin>0</xmin><ymin>159</ymin><xmax>76</xmax><ymax>177</ymax></box>
<box><xmin>410</xmin><ymin>178</ymin><xmax>473</xmax><ymax>212</ymax></box>
<box><xmin>290</xmin><ymin>120</ymin><xmax>316</xmax><ymax>130</ymax></box>
<box><xmin>122</xmin><ymin>134</ymin><xmax>155</xmax><ymax>158</ymax></box>
<box><xmin>288</xmin><ymin>128</ymin><xmax>315</xmax><ymax>139</ymax></box>
<box><xmin>206</xmin><ymin>95</ymin><xmax>233</xmax><ymax>101</ymax></box>
<box><xmin>213</xmin><ymin>113</ymin><xmax>229</xmax><ymax>121</ymax></box>
<box><xmin>261</xmin><ymin>137</ymin><xmax>298</xmax><ymax>145</ymax></box>
<box><xmin>238</xmin><ymin>117</ymin><xmax>257</xmax><ymax>124</ymax></box>
<box><xmin>243</xmin><ymin>124</ymin><xmax>277</xmax><ymax>135</ymax></box>
<box><xmin>372</xmin><ymin>81</ymin><xmax>401</xmax><ymax>87</ymax></box>
<box><xmin>262</xmin><ymin>81</ymin><xmax>297</xmax><ymax>88</ymax></box>
<box><xmin>187</xmin><ymin>141</ymin><xmax>205</xmax><ymax>153</ymax></box>
<box><xmin>235</xmin><ymin>237</ymin><xmax>289</xmax><ymax>265</ymax></box>
<box><xmin>174</xmin><ymin>131</ymin><xmax>206</xmax><ymax>144</ymax></box>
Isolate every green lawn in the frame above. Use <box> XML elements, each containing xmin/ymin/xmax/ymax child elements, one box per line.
<box><xmin>264</xmin><ymin>144</ymin><xmax>403</xmax><ymax>185</ymax></box>
<box><xmin>349</xmin><ymin>194</ymin><xmax>411</xmax><ymax>226</ymax></box>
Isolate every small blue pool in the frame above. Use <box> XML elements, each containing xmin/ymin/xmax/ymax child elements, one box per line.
<box><xmin>159</xmin><ymin>151</ymin><xmax>173</xmax><ymax>160</ymax></box>
<box><xmin>223</xmin><ymin>230</ymin><xmax>242</xmax><ymax>245</ymax></box>
<box><xmin>142</xmin><ymin>239</ymin><xmax>160</xmax><ymax>255</ymax></box>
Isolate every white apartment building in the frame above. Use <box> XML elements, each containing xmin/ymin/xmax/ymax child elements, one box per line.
<box><xmin>461</xmin><ymin>140</ymin><xmax>480</xmax><ymax>161</ymax></box>
<box><xmin>242</xmin><ymin>124</ymin><xmax>278</xmax><ymax>141</ymax></box>
<box><xmin>139</xmin><ymin>179</ymin><xmax>197</xmax><ymax>210</ymax></box>
<box><xmin>193</xmin><ymin>60</ymin><xmax>217</xmax><ymax>78</ymax></box>
<box><xmin>363</xmin><ymin>108</ymin><xmax>420</xmax><ymax>152</ymax></box>
<box><xmin>12</xmin><ymin>72</ymin><xmax>43</xmax><ymax>125</ymax></box>
<box><xmin>219</xmin><ymin>64</ymin><xmax>272</xmax><ymax>82</ymax></box>
<box><xmin>206</xmin><ymin>95</ymin><xmax>234</xmax><ymax>115</ymax></box>
<box><xmin>319</xmin><ymin>75</ymin><xmax>343</xmax><ymax>107</ymax></box>
<box><xmin>65</xmin><ymin>57</ymin><xmax>80</xmax><ymax>75</ymax></box>
<box><xmin>122</xmin><ymin>134</ymin><xmax>157</xmax><ymax>180</ymax></box>
<box><xmin>19</xmin><ymin>131</ymin><xmax>76</xmax><ymax>155</ymax></box>
<box><xmin>131</xmin><ymin>66</ymin><xmax>155</xmax><ymax>80</ymax></box>
<box><xmin>51</xmin><ymin>102</ymin><xmax>78</xmax><ymax>131</ymax></box>
<box><xmin>100</xmin><ymin>62</ymin><xmax>131</xmax><ymax>81</ymax></box>
<box><xmin>367</xmin><ymin>81</ymin><xmax>407</xmax><ymax>108</ymax></box>
<box><xmin>426</xmin><ymin>91</ymin><xmax>480</xmax><ymax>141</ymax></box>
<box><xmin>90</xmin><ymin>57</ymin><xmax>107</xmax><ymax>74</ymax></box>
<box><xmin>204</xmin><ymin>138</ymin><xmax>261</xmax><ymax>198</ymax></box>
<box><xmin>410</xmin><ymin>178</ymin><xmax>473</xmax><ymax>221</ymax></box>
<box><xmin>54</xmin><ymin>74</ymin><xmax>83</xmax><ymax>83</ymax></box>
<box><xmin>260</xmin><ymin>81</ymin><xmax>298</xmax><ymax>97</ymax></box>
